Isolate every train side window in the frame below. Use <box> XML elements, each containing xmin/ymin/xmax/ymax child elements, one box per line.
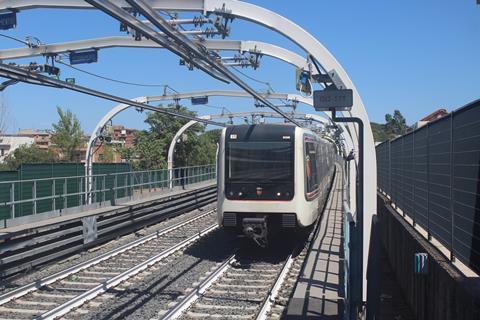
<box><xmin>305</xmin><ymin>141</ymin><xmax>319</xmax><ymax>195</ymax></box>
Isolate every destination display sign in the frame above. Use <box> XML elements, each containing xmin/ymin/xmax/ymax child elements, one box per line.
<box><xmin>69</xmin><ymin>49</ymin><xmax>98</xmax><ymax>65</ymax></box>
<box><xmin>313</xmin><ymin>89</ymin><xmax>353</xmax><ymax>111</ymax></box>
<box><xmin>191</xmin><ymin>96</ymin><xmax>209</xmax><ymax>105</ymax></box>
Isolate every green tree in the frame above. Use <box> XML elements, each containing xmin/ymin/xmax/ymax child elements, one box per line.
<box><xmin>385</xmin><ymin>110</ymin><xmax>408</xmax><ymax>136</ymax></box>
<box><xmin>118</xmin><ymin>146</ymin><xmax>136</xmax><ymax>163</ymax></box>
<box><xmin>371</xmin><ymin>110</ymin><xmax>409</xmax><ymax>143</ymax></box>
<box><xmin>130</xmin><ymin>105</ymin><xmax>219</xmax><ymax>170</ymax></box>
<box><xmin>1</xmin><ymin>144</ymin><xmax>57</xmax><ymax>170</ymax></box>
<box><xmin>134</xmin><ymin>131</ymin><xmax>167</xmax><ymax>169</ymax></box>
<box><xmin>51</xmin><ymin>106</ymin><xmax>84</xmax><ymax>161</ymax></box>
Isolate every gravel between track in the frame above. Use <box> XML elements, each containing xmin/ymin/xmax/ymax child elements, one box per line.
<box><xmin>0</xmin><ymin>203</ymin><xmax>216</xmax><ymax>294</ymax></box>
<box><xmin>70</xmin><ymin>228</ymin><xmax>235</xmax><ymax>320</ymax></box>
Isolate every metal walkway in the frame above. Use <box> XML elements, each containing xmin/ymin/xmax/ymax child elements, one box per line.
<box><xmin>286</xmin><ymin>166</ymin><xmax>345</xmax><ymax>319</ymax></box>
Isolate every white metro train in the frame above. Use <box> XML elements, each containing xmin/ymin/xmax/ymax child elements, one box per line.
<box><xmin>217</xmin><ymin>123</ymin><xmax>336</xmax><ymax>246</ymax></box>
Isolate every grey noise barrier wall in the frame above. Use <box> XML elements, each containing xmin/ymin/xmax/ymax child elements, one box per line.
<box><xmin>376</xmin><ymin>98</ymin><xmax>480</xmax><ymax>319</ymax></box>
<box><xmin>376</xmin><ymin>98</ymin><xmax>480</xmax><ymax>274</ymax></box>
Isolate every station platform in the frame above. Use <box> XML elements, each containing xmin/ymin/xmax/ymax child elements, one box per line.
<box><xmin>0</xmin><ymin>181</ymin><xmax>215</xmax><ymax>239</ymax></box>
<box><xmin>286</xmin><ymin>166</ymin><xmax>345</xmax><ymax>319</ymax></box>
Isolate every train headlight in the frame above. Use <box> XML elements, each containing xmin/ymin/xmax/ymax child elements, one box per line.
<box><xmin>276</xmin><ymin>192</ymin><xmax>281</xmax><ymax>197</ymax></box>
<box><xmin>238</xmin><ymin>191</ymin><xmax>243</xmax><ymax>196</ymax></box>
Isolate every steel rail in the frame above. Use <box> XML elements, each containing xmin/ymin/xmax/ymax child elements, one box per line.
<box><xmin>35</xmin><ymin>223</ymin><xmax>219</xmax><ymax>320</ymax></box>
<box><xmin>255</xmin><ymin>253</ymin><xmax>295</xmax><ymax>320</ymax></box>
<box><xmin>83</xmin><ymin>0</ymin><xmax>229</xmax><ymax>83</ymax></box>
<box><xmin>256</xmin><ymin>166</ymin><xmax>341</xmax><ymax>319</ymax></box>
<box><xmin>0</xmin><ymin>209</ymin><xmax>215</xmax><ymax>306</ymax></box>
<box><xmin>0</xmin><ymin>63</ymin><xmax>226</xmax><ymax>127</ymax></box>
<box><xmin>160</xmin><ymin>254</ymin><xmax>237</xmax><ymax>320</ymax></box>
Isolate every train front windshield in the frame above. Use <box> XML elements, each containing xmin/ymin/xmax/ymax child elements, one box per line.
<box><xmin>227</xmin><ymin>141</ymin><xmax>293</xmax><ymax>182</ymax></box>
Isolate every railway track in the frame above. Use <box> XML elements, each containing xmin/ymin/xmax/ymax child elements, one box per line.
<box><xmin>154</xmin><ymin>231</ymin><xmax>312</xmax><ymax>320</ymax></box>
<box><xmin>0</xmin><ymin>209</ymin><xmax>218</xmax><ymax>320</ymax></box>
<box><xmin>157</xmin><ymin>171</ymin><xmax>338</xmax><ymax>320</ymax></box>
<box><xmin>1</xmin><ymin>184</ymin><xmax>216</xmax><ymax>279</ymax></box>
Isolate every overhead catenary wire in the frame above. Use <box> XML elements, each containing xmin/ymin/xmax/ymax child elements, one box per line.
<box><xmin>0</xmin><ymin>33</ymin><xmax>29</xmax><ymax>46</ymax></box>
<box><xmin>231</xmin><ymin>66</ymin><xmax>274</xmax><ymax>92</ymax></box>
<box><xmin>55</xmin><ymin>59</ymin><xmax>178</xmax><ymax>92</ymax></box>
<box><xmin>231</xmin><ymin>67</ymin><xmax>291</xmax><ymax>106</ymax></box>
<box><xmin>109</xmin><ymin>0</ymin><xmax>300</xmax><ymax>126</ymax></box>
<box><xmin>0</xmin><ymin>62</ymin><xmax>226</xmax><ymax>128</ymax></box>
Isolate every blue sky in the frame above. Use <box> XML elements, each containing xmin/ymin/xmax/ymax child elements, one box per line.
<box><xmin>0</xmin><ymin>0</ymin><xmax>479</xmax><ymax>134</ymax></box>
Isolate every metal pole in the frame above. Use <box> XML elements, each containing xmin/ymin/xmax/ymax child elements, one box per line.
<box><xmin>52</xmin><ymin>179</ymin><xmax>56</xmax><ymax>211</ymax></box>
<box><xmin>130</xmin><ymin>172</ymin><xmax>134</xmax><ymax>198</ymax></box>
<box><xmin>102</xmin><ymin>175</ymin><xmax>106</xmax><ymax>203</ymax></box>
<box><xmin>124</xmin><ymin>174</ymin><xmax>128</xmax><ymax>198</ymax></box>
<box><xmin>149</xmin><ymin>171</ymin><xmax>152</xmax><ymax>193</ymax></box>
<box><xmin>32</xmin><ymin>181</ymin><xmax>37</xmax><ymax>215</ymax></box>
<box><xmin>427</xmin><ymin>123</ymin><xmax>431</xmax><ymax>241</ymax></box>
<box><xmin>114</xmin><ymin>174</ymin><xmax>118</xmax><ymax>204</ymax></box>
<box><xmin>63</xmin><ymin>178</ymin><xmax>67</xmax><ymax>210</ymax></box>
<box><xmin>412</xmin><ymin>132</ymin><xmax>416</xmax><ymax>226</ymax></box>
<box><xmin>331</xmin><ymin>109</ymin><xmax>364</xmax><ymax>315</ymax></box>
<box><xmin>79</xmin><ymin>178</ymin><xmax>82</xmax><ymax>206</ymax></box>
<box><xmin>10</xmin><ymin>182</ymin><xmax>15</xmax><ymax>219</ymax></box>
<box><xmin>450</xmin><ymin>113</ymin><xmax>455</xmax><ymax>261</ymax></box>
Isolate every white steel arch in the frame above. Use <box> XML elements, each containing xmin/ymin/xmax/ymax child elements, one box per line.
<box><xmin>7</xmin><ymin>0</ymin><xmax>375</xmax><ymax>297</ymax></box>
<box><xmin>85</xmin><ymin>97</ymin><xmax>147</xmax><ymax>203</ymax></box>
<box><xmin>0</xmin><ymin>37</ymin><xmax>313</xmax><ymax>74</ymax></box>
<box><xmin>0</xmin><ymin>35</ymin><xmax>354</xmax><ymax>155</ymax></box>
<box><xmin>167</xmin><ymin>115</ymin><xmax>210</xmax><ymax>189</ymax></box>
<box><xmin>86</xmin><ymin>92</ymin><xmax>337</xmax><ymax>200</ymax></box>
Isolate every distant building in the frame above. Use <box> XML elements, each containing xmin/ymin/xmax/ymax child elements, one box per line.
<box><xmin>414</xmin><ymin>108</ymin><xmax>449</xmax><ymax>129</ymax></box>
<box><xmin>111</xmin><ymin>125</ymin><xmax>136</xmax><ymax>148</ymax></box>
<box><xmin>17</xmin><ymin>129</ymin><xmax>53</xmax><ymax>150</ymax></box>
<box><xmin>3</xmin><ymin>125</ymin><xmax>137</xmax><ymax>164</ymax></box>
<box><xmin>0</xmin><ymin>135</ymin><xmax>35</xmax><ymax>162</ymax></box>
<box><xmin>92</xmin><ymin>125</ymin><xmax>137</xmax><ymax>163</ymax></box>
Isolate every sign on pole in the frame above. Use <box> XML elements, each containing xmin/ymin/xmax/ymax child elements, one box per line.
<box><xmin>313</xmin><ymin>89</ymin><xmax>353</xmax><ymax>111</ymax></box>
<box><xmin>0</xmin><ymin>11</ymin><xmax>16</xmax><ymax>30</ymax></box>
<box><xmin>69</xmin><ymin>49</ymin><xmax>98</xmax><ymax>65</ymax></box>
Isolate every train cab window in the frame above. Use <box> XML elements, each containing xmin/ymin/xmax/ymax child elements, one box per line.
<box><xmin>225</xmin><ymin>140</ymin><xmax>294</xmax><ymax>200</ymax></box>
<box><xmin>227</xmin><ymin>141</ymin><xmax>293</xmax><ymax>182</ymax></box>
<box><xmin>305</xmin><ymin>141</ymin><xmax>319</xmax><ymax>197</ymax></box>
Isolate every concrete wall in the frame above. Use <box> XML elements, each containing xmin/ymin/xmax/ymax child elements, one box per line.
<box><xmin>378</xmin><ymin>193</ymin><xmax>480</xmax><ymax>320</ymax></box>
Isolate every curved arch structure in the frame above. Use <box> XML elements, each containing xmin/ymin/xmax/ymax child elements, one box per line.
<box><xmin>8</xmin><ymin>0</ymin><xmax>376</xmax><ymax>298</ymax></box>
<box><xmin>85</xmin><ymin>97</ymin><xmax>147</xmax><ymax>204</ymax></box>
<box><xmin>0</xmin><ymin>38</ymin><xmax>313</xmax><ymax>74</ymax></box>
<box><xmin>86</xmin><ymin>92</ymin><xmax>336</xmax><ymax>199</ymax></box>
<box><xmin>167</xmin><ymin>115</ymin><xmax>210</xmax><ymax>189</ymax></box>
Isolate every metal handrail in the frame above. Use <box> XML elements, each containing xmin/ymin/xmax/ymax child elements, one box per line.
<box><xmin>0</xmin><ymin>164</ymin><xmax>216</xmax><ymax>221</ymax></box>
<box><xmin>0</xmin><ymin>164</ymin><xmax>215</xmax><ymax>185</ymax></box>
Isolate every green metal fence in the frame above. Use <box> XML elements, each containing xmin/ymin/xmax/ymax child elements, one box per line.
<box><xmin>0</xmin><ymin>163</ymin><xmax>216</xmax><ymax>222</ymax></box>
<box><xmin>0</xmin><ymin>163</ymin><xmax>131</xmax><ymax>220</ymax></box>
